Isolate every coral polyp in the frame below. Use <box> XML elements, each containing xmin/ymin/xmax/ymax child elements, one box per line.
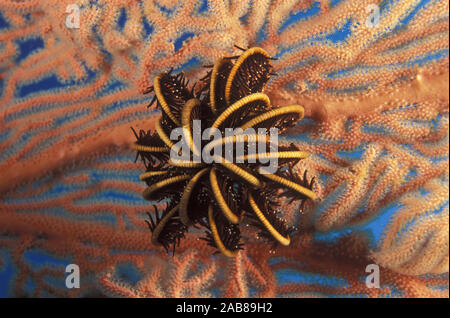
<box><xmin>132</xmin><ymin>47</ymin><xmax>317</xmax><ymax>257</ymax></box>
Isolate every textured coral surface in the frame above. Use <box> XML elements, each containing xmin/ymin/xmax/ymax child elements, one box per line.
<box><xmin>0</xmin><ymin>0</ymin><xmax>448</xmax><ymax>297</ymax></box>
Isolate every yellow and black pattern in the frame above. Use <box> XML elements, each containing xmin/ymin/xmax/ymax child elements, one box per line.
<box><xmin>134</xmin><ymin>46</ymin><xmax>317</xmax><ymax>257</ymax></box>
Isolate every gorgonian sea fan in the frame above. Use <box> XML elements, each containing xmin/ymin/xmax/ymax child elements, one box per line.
<box><xmin>0</xmin><ymin>0</ymin><xmax>447</xmax><ymax>298</ymax></box>
<box><xmin>132</xmin><ymin>47</ymin><xmax>317</xmax><ymax>257</ymax></box>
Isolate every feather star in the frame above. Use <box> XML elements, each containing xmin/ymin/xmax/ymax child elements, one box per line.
<box><xmin>132</xmin><ymin>46</ymin><xmax>317</xmax><ymax>257</ymax></box>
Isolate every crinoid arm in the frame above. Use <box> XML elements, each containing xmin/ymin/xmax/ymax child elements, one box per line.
<box><xmin>225</xmin><ymin>47</ymin><xmax>274</xmax><ymax>105</ymax></box>
<box><xmin>198</xmin><ymin>205</ymin><xmax>243</xmax><ymax>258</ymax></box>
<box><xmin>247</xmin><ymin>192</ymin><xmax>292</xmax><ymax>246</ymax></box>
<box><xmin>145</xmin><ymin>204</ymin><xmax>187</xmax><ymax>255</ymax></box>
